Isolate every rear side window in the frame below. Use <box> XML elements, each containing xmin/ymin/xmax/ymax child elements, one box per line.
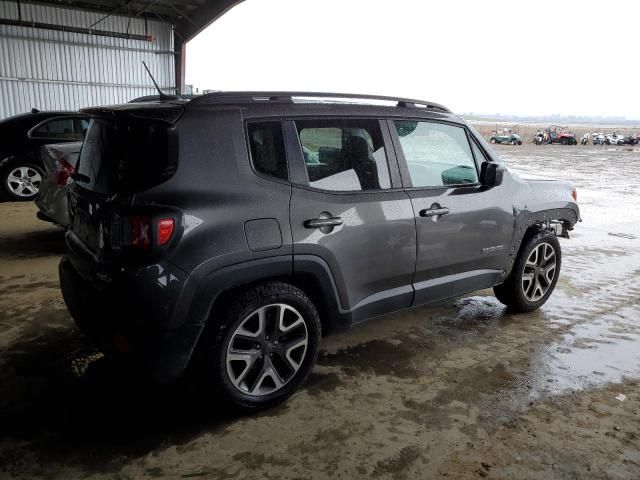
<box><xmin>30</xmin><ymin>117</ymin><xmax>88</xmax><ymax>140</ymax></box>
<box><xmin>247</xmin><ymin>122</ymin><xmax>287</xmax><ymax>180</ymax></box>
<box><xmin>394</xmin><ymin>121</ymin><xmax>479</xmax><ymax>187</ymax></box>
<box><xmin>295</xmin><ymin>119</ymin><xmax>391</xmax><ymax>191</ymax></box>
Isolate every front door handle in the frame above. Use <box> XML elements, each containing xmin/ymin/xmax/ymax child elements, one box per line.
<box><xmin>304</xmin><ymin>217</ymin><xmax>343</xmax><ymax>229</ymax></box>
<box><xmin>419</xmin><ymin>206</ymin><xmax>450</xmax><ymax>217</ymax></box>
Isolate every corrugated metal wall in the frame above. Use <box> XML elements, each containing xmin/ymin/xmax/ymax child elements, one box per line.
<box><xmin>0</xmin><ymin>1</ymin><xmax>175</xmax><ymax>119</ymax></box>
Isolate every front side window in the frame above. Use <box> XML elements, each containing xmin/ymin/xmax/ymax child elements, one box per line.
<box><xmin>247</xmin><ymin>122</ymin><xmax>287</xmax><ymax>180</ymax></box>
<box><xmin>394</xmin><ymin>121</ymin><xmax>479</xmax><ymax>187</ymax></box>
<box><xmin>31</xmin><ymin>117</ymin><xmax>85</xmax><ymax>140</ymax></box>
<box><xmin>296</xmin><ymin>119</ymin><xmax>391</xmax><ymax>191</ymax></box>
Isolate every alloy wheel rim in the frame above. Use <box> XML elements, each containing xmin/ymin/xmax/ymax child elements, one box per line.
<box><xmin>226</xmin><ymin>303</ymin><xmax>308</xmax><ymax>397</ymax></box>
<box><xmin>521</xmin><ymin>242</ymin><xmax>557</xmax><ymax>302</ymax></box>
<box><xmin>6</xmin><ymin>166</ymin><xmax>42</xmax><ymax>197</ymax></box>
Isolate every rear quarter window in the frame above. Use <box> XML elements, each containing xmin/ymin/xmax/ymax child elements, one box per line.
<box><xmin>247</xmin><ymin>122</ymin><xmax>288</xmax><ymax>180</ymax></box>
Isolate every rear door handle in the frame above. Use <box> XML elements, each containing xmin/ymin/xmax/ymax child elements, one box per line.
<box><xmin>419</xmin><ymin>207</ymin><xmax>450</xmax><ymax>217</ymax></box>
<box><xmin>304</xmin><ymin>217</ymin><xmax>343</xmax><ymax>229</ymax></box>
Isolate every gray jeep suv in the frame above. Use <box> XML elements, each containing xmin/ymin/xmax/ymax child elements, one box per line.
<box><xmin>59</xmin><ymin>92</ymin><xmax>580</xmax><ymax>410</ymax></box>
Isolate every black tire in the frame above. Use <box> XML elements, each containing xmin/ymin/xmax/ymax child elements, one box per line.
<box><xmin>204</xmin><ymin>282</ymin><xmax>321</xmax><ymax>412</ymax></box>
<box><xmin>494</xmin><ymin>231</ymin><xmax>561</xmax><ymax>313</ymax></box>
<box><xmin>517</xmin><ymin>140</ymin><xmax>523</xmax><ymax>145</ymax></box>
<box><xmin>2</xmin><ymin>162</ymin><xmax>44</xmax><ymax>201</ymax></box>
<box><xmin>490</xmin><ymin>138</ymin><xmax>497</xmax><ymax>144</ymax></box>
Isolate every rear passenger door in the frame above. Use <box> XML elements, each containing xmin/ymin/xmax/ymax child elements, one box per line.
<box><xmin>389</xmin><ymin>119</ymin><xmax>514</xmax><ymax>306</ymax></box>
<box><xmin>286</xmin><ymin>118</ymin><xmax>416</xmax><ymax>323</ymax></box>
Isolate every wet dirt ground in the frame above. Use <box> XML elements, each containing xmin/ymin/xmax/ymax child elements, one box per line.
<box><xmin>1</xmin><ymin>144</ymin><xmax>639</xmax><ymax>479</ymax></box>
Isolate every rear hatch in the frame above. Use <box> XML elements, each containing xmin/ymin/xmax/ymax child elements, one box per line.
<box><xmin>67</xmin><ymin>104</ymin><xmax>182</xmax><ymax>267</ymax></box>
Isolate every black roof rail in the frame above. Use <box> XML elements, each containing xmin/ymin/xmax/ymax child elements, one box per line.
<box><xmin>188</xmin><ymin>91</ymin><xmax>451</xmax><ymax>113</ymax></box>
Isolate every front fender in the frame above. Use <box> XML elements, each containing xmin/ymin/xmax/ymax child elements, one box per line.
<box><xmin>505</xmin><ymin>177</ymin><xmax>580</xmax><ymax>275</ymax></box>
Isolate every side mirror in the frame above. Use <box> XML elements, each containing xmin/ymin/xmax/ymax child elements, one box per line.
<box><xmin>480</xmin><ymin>161</ymin><xmax>505</xmax><ymax>187</ymax></box>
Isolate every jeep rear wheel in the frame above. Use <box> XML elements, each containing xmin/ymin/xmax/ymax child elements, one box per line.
<box><xmin>494</xmin><ymin>231</ymin><xmax>561</xmax><ymax>312</ymax></box>
<box><xmin>205</xmin><ymin>282</ymin><xmax>321</xmax><ymax>411</ymax></box>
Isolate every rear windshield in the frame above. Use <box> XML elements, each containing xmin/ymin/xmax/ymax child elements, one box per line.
<box><xmin>76</xmin><ymin>117</ymin><xmax>176</xmax><ymax>193</ymax></box>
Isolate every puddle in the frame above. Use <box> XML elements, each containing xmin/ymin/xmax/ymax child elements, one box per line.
<box><xmin>441</xmin><ymin>294</ymin><xmax>640</xmax><ymax>404</ymax></box>
<box><xmin>318</xmin><ymin>338</ymin><xmax>422</xmax><ymax>378</ymax></box>
<box><xmin>525</xmin><ymin>306</ymin><xmax>640</xmax><ymax>397</ymax></box>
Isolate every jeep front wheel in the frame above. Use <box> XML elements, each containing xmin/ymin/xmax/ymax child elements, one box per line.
<box><xmin>494</xmin><ymin>231</ymin><xmax>561</xmax><ymax>312</ymax></box>
<box><xmin>206</xmin><ymin>282</ymin><xmax>321</xmax><ymax>411</ymax></box>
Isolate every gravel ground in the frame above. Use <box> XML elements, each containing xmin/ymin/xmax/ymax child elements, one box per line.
<box><xmin>0</xmin><ymin>144</ymin><xmax>639</xmax><ymax>479</ymax></box>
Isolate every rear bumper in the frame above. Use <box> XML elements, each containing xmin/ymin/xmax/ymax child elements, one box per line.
<box><xmin>35</xmin><ymin>184</ymin><xmax>69</xmax><ymax>227</ymax></box>
<box><xmin>59</xmin><ymin>249</ymin><xmax>204</xmax><ymax>383</ymax></box>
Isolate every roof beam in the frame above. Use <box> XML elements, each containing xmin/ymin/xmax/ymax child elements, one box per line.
<box><xmin>174</xmin><ymin>0</ymin><xmax>242</xmax><ymax>42</ymax></box>
<box><xmin>17</xmin><ymin>0</ymin><xmax>177</xmax><ymax>21</ymax></box>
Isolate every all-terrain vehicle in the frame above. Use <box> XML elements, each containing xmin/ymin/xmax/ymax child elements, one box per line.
<box><xmin>59</xmin><ymin>92</ymin><xmax>580</xmax><ymax>411</ymax></box>
<box><xmin>605</xmin><ymin>133</ymin><xmax>624</xmax><ymax>146</ymax></box>
<box><xmin>546</xmin><ymin>125</ymin><xmax>577</xmax><ymax>145</ymax></box>
<box><xmin>490</xmin><ymin>131</ymin><xmax>522</xmax><ymax>145</ymax></box>
<box><xmin>592</xmin><ymin>133</ymin><xmax>606</xmax><ymax>145</ymax></box>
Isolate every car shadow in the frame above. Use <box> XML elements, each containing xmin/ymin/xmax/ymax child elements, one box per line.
<box><xmin>0</xmin><ymin>297</ymin><xmax>515</xmax><ymax>474</ymax></box>
<box><xmin>0</xmin><ymin>228</ymin><xmax>65</xmax><ymax>259</ymax></box>
<box><xmin>0</xmin><ymin>326</ymin><xmax>244</xmax><ymax>473</ymax></box>
<box><xmin>0</xmin><ymin>324</ymin><xmax>341</xmax><ymax>474</ymax></box>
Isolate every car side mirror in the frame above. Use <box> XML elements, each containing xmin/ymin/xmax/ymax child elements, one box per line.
<box><xmin>480</xmin><ymin>161</ymin><xmax>505</xmax><ymax>187</ymax></box>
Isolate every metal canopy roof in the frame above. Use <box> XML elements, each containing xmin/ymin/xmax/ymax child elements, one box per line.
<box><xmin>1</xmin><ymin>0</ymin><xmax>245</xmax><ymax>92</ymax></box>
<box><xmin>23</xmin><ymin>0</ymin><xmax>243</xmax><ymax>40</ymax></box>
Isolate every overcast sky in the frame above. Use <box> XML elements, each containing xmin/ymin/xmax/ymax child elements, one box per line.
<box><xmin>186</xmin><ymin>0</ymin><xmax>639</xmax><ymax>119</ymax></box>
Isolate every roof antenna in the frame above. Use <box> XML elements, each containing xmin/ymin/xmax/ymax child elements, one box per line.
<box><xmin>143</xmin><ymin>61</ymin><xmax>170</xmax><ymax>100</ymax></box>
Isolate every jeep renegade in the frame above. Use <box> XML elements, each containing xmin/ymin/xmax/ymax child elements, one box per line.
<box><xmin>59</xmin><ymin>92</ymin><xmax>580</xmax><ymax>410</ymax></box>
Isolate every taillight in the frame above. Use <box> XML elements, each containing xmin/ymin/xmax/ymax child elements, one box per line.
<box><xmin>131</xmin><ymin>216</ymin><xmax>151</xmax><ymax>248</ymax></box>
<box><xmin>571</xmin><ymin>188</ymin><xmax>578</xmax><ymax>202</ymax></box>
<box><xmin>56</xmin><ymin>158</ymin><xmax>75</xmax><ymax>187</ymax></box>
<box><xmin>126</xmin><ymin>215</ymin><xmax>175</xmax><ymax>250</ymax></box>
<box><xmin>157</xmin><ymin>218</ymin><xmax>174</xmax><ymax>245</ymax></box>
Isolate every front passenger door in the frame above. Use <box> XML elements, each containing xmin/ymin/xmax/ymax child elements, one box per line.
<box><xmin>390</xmin><ymin>119</ymin><xmax>514</xmax><ymax>306</ymax></box>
